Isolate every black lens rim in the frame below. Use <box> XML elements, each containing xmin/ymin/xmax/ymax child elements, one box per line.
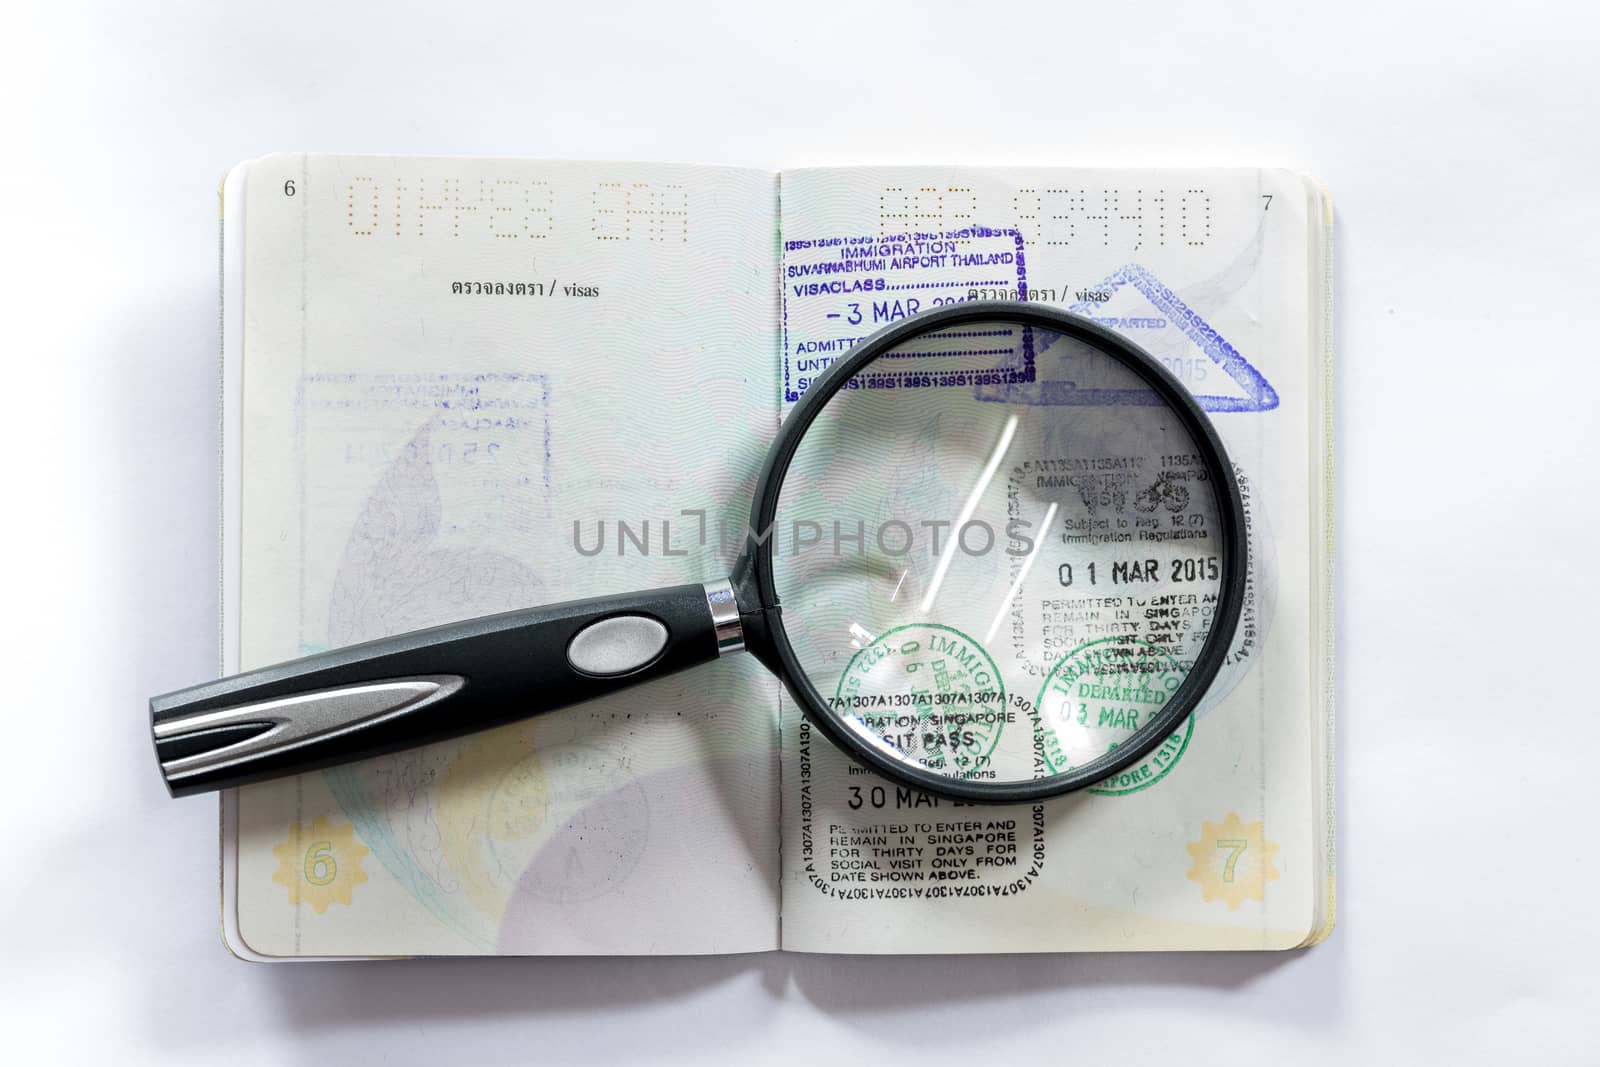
<box><xmin>744</xmin><ymin>301</ymin><xmax>1249</xmax><ymax>803</ymax></box>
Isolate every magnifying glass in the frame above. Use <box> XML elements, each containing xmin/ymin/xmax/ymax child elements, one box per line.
<box><xmin>151</xmin><ymin>302</ymin><xmax>1246</xmax><ymax>802</ymax></box>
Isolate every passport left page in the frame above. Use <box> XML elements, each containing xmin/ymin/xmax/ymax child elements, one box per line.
<box><xmin>223</xmin><ymin>155</ymin><xmax>781</xmax><ymax>957</ymax></box>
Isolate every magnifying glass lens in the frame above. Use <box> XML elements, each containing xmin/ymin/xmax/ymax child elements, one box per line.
<box><xmin>771</xmin><ymin>316</ymin><xmax>1230</xmax><ymax>790</ymax></box>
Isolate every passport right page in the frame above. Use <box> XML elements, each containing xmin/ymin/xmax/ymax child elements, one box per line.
<box><xmin>775</xmin><ymin>167</ymin><xmax>1334</xmax><ymax>952</ymax></box>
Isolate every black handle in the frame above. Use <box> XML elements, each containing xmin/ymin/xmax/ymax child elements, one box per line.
<box><xmin>151</xmin><ymin>582</ymin><xmax>728</xmax><ymax>797</ymax></box>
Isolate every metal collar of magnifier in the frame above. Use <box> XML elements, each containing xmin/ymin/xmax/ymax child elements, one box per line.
<box><xmin>727</xmin><ymin>301</ymin><xmax>1250</xmax><ymax>804</ymax></box>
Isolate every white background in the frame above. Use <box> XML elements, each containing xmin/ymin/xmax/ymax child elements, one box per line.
<box><xmin>3</xmin><ymin>1</ymin><xmax>1596</xmax><ymax>1062</ymax></box>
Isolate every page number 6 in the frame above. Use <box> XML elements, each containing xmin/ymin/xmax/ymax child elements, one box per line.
<box><xmin>284</xmin><ymin>179</ymin><xmax>297</xmax><ymax>197</ymax></box>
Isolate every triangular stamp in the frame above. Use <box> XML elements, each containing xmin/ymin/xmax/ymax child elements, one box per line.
<box><xmin>980</xmin><ymin>264</ymin><xmax>1279</xmax><ymax>413</ymax></box>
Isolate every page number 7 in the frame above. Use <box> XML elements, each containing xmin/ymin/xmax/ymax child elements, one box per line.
<box><xmin>1216</xmin><ymin>838</ymin><xmax>1248</xmax><ymax>882</ymax></box>
<box><xmin>1261</xmin><ymin>194</ymin><xmax>1272</xmax><ymax>211</ymax></box>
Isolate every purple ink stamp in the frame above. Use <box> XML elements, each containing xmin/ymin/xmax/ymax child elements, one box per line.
<box><xmin>781</xmin><ymin>226</ymin><xmax>1030</xmax><ymax>402</ymax></box>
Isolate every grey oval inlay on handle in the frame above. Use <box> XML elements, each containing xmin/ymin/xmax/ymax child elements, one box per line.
<box><xmin>566</xmin><ymin>615</ymin><xmax>670</xmax><ymax>676</ymax></box>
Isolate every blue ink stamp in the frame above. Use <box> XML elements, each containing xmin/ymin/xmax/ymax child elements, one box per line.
<box><xmin>296</xmin><ymin>371</ymin><xmax>553</xmax><ymax>497</ymax></box>
<box><xmin>294</xmin><ymin>371</ymin><xmax>552</xmax><ymax>653</ymax></box>
<box><xmin>781</xmin><ymin>226</ymin><xmax>1030</xmax><ymax>402</ymax></box>
<box><xmin>978</xmin><ymin>264</ymin><xmax>1277</xmax><ymax>413</ymax></box>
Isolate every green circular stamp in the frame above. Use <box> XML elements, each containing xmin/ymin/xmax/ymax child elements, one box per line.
<box><xmin>832</xmin><ymin>623</ymin><xmax>1007</xmax><ymax>777</ymax></box>
<box><xmin>1035</xmin><ymin>637</ymin><xmax>1193</xmax><ymax>796</ymax></box>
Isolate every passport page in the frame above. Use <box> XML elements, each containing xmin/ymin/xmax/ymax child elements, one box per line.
<box><xmin>224</xmin><ymin>156</ymin><xmax>782</xmax><ymax>957</ymax></box>
<box><xmin>774</xmin><ymin>167</ymin><xmax>1334</xmax><ymax>952</ymax></box>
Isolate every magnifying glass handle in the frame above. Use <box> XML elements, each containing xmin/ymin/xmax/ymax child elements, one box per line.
<box><xmin>150</xmin><ymin>582</ymin><xmax>738</xmax><ymax>797</ymax></box>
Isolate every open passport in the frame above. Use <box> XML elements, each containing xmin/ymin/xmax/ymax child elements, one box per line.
<box><xmin>215</xmin><ymin>155</ymin><xmax>1334</xmax><ymax>958</ymax></box>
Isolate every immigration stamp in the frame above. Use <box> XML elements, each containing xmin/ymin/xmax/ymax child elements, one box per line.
<box><xmin>832</xmin><ymin>623</ymin><xmax>1008</xmax><ymax>779</ymax></box>
<box><xmin>795</xmin><ymin>717</ymin><xmax>1048</xmax><ymax>901</ymax></box>
<box><xmin>976</xmin><ymin>262</ymin><xmax>1277</xmax><ymax>413</ymax></box>
<box><xmin>781</xmin><ymin>225</ymin><xmax>1030</xmax><ymax>402</ymax></box>
<box><xmin>297</xmin><ymin>370</ymin><xmax>552</xmax><ymax>499</ymax></box>
<box><xmin>297</xmin><ymin>371</ymin><xmax>551</xmax><ymax>655</ymax></box>
<box><xmin>1034</xmin><ymin>637</ymin><xmax>1192</xmax><ymax>795</ymax></box>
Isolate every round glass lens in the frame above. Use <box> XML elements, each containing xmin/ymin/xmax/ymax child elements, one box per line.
<box><xmin>770</xmin><ymin>314</ymin><xmax>1234</xmax><ymax>792</ymax></box>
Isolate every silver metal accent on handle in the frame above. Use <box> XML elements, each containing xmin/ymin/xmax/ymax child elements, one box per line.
<box><xmin>155</xmin><ymin>675</ymin><xmax>466</xmax><ymax>783</ymax></box>
<box><xmin>703</xmin><ymin>578</ymin><xmax>744</xmax><ymax>655</ymax></box>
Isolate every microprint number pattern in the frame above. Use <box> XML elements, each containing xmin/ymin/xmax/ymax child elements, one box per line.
<box><xmin>880</xmin><ymin>186</ymin><xmax>1212</xmax><ymax>251</ymax></box>
<box><xmin>341</xmin><ymin>175</ymin><xmax>688</xmax><ymax>243</ymax></box>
